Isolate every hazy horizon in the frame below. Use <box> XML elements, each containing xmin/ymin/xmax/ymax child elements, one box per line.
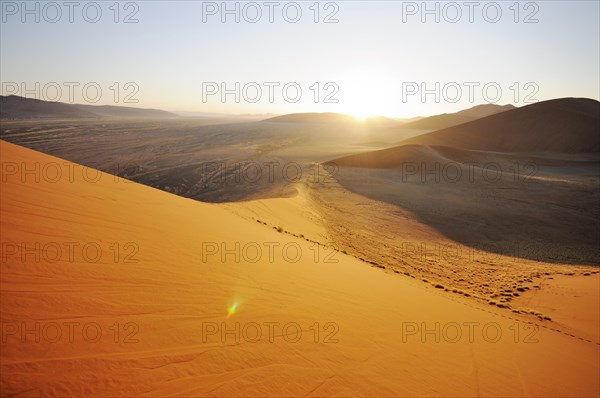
<box><xmin>1</xmin><ymin>0</ymin><xmax>599</xmax><ymax>118</ymax></box>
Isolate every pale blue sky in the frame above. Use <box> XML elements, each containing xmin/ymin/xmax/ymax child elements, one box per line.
<box><xmin>1</xmin><ymin>0</ymin><xmax>598</xmax><ymax>117</ymax></box>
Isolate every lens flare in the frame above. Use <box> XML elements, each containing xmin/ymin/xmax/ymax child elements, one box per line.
<box><xmin>227</xmin><ymin>302</ymin><xmax>238</xmax><ymax>318</ymax></box>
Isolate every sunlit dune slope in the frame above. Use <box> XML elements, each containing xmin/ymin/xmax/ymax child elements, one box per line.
<box><xmin>1</xmin><ymin>141</ymin><xmax>598</xmax><ymax>397</ymax></box>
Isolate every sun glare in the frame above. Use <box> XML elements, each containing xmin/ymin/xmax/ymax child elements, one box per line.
<box><xmin>340</xmin><ymin>70</ymin><xmax>396</xmax><ymax>120</ymax></box>
<box><xmin>352</xmin><ymin>112</ymin><xmax>371</xmax><ymax>122</ymax></box>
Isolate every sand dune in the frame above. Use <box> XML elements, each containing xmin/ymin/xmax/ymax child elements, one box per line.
<box><xmin>399</xmin><ymin>98</ymin><xmax>600</xmax><ymax>153</ymax></box>
<box><xmin>327</xmin><ymin>144</ymin><xmax>443</xmax><ymax>169</ymax></box>
<box><xmin>2</xmin><ymin>140</ymin><xmax>598</xmax><ymax>396</ymax></box>
<box><xmin>323</xmin><ymin>98</ymin><xmax>600</xmax><ymax>265</ymax></box>
<box><xmin>327</xmin><ymin>143</ymin><xmax>600</xmax><ymax>170</ymax></box>
<box><xmin>455</xmin><ymin>104</ymin><xmax>516</xmax><ymax>119</ymax></box>
<box><xmin>393</xmin><ymin>104</ymin><xmax>515</xmax><ymax>132</ymax></box>
<box><xmin>330</xmin><ymin>99</ymin><xmax>600</xmax><ymax>166</ymax></box>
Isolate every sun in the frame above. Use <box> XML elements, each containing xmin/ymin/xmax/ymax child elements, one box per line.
<box><xmin>352</xmin><ymin>112</ymin><xmax>371</xmax><ymax>122</ymax></box>
<box><xmin>338</xmin><ymin>69</ymin><xmax>396</xmax><ymax>120</ymax></box>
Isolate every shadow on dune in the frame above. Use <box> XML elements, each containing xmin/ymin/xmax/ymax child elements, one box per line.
<box><xmin>326</xmin><ymin>98</ymin><xmax>600</xmax><ymax>266</ymax></box>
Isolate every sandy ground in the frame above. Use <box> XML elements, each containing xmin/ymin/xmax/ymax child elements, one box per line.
<box><xmin>2</xmin><ymin>141</ymin><xmax>599</xmax><ymax>397</ymax></box>
<box><xmin>512</xmin><ymin>274</ymin><xmax>600</xmax><ymax>343</ymax></box>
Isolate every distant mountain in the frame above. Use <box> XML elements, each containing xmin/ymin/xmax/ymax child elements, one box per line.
<box><xmin>73</xmin><ymin>104</ymin><xmax>176</xmax><ymax>119</ymax></box>
<box><xmin>174</xmin><ymin>110</ymin><xmax>278</xmax><ymax>120</ymax></box>
<box><xmin>262</xmin><ymin>112</ymin><xmax>401</xmax><ymax>128</ymax></box>
<box><xmin>0</xmin><ymin>95</ymin><xmax>178</xmax><ymax>119</ymax></box>
<box><xmin>0</xmin><ymin>95</ymin><xmax>99</xmax><ymax>119</ymax></box>
<box><xmin>395</xmin><ymin>104</ymin><xmax>516</xmax><ymax>132</ymax></box>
